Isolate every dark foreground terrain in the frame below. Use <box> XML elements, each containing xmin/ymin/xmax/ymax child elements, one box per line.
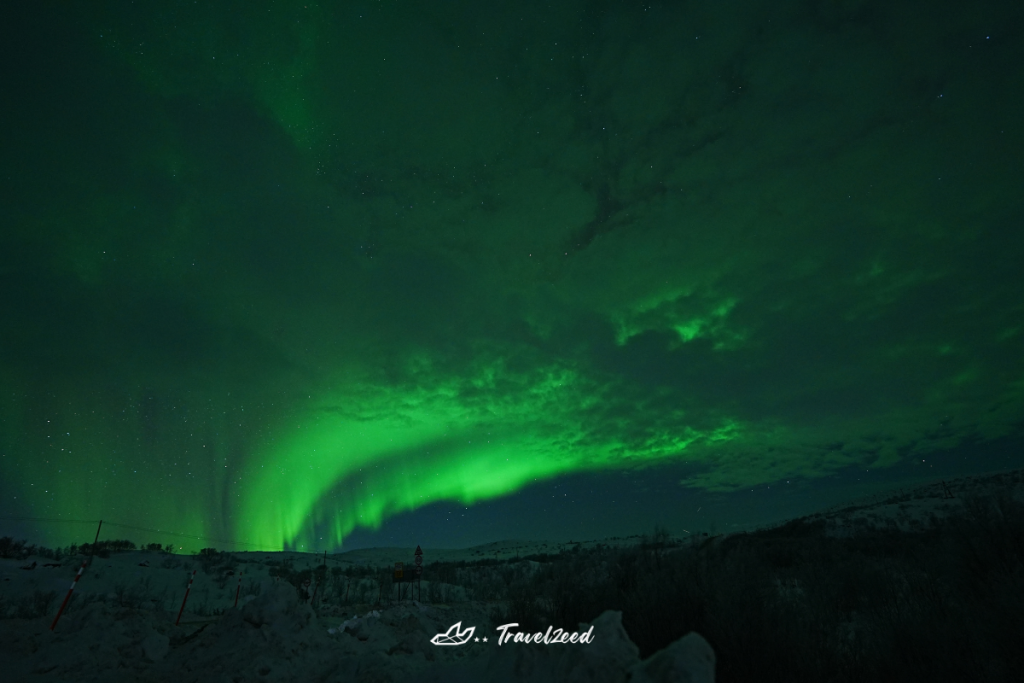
<box><xmin>2</xmin><ymin>470</ymin><xmax>1023</xmax><ymax>682</ymax></box>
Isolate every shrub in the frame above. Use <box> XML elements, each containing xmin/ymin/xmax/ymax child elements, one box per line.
<box><xmin>113</xmin><ymin>578</ymin><xmax>151</xmax><ymax>610</ymax></box>
<box><xmin>14</xmin><ymin>590</ymin><xmax>58</xmax><ymax>619</ymax></box>
<box><xmin>62</xmin><ymin>592</ymin><xmax>99</xmax><ymax>615</ymax></box>
<box><xmin>0</xmin><ymin>537</ymin><xmax>27</xmax><ymax>559</ymax></box>
<box><xmin>194</xmin><ymin>547</ymin><xmax>220</xmax><ymax>570</ymax></box>
<box><xmin>499</xmin><ymin>579</ymin><xmax>544</xmax><ymax>631</ymax></box>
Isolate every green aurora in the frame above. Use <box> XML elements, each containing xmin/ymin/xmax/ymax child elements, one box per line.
<box><xmin>1</xmin><ymin>0</ymin><xmax>1023</xmax><ymax>551</ymax></box>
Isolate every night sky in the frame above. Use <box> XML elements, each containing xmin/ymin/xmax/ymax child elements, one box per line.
<box><xmin>2</xmin><ymin>1</ymin><xmax>1022</xmax><ymax>553</ymax></box>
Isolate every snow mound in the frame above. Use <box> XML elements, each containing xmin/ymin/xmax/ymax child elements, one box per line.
<box><xmin>241</xmin><ymin>582</ymin><xmax>315</xmax><ymax>633</ymax></box>
<box><xmin>411</xmin><ymin>610</ymin><xmax>713</xmax><ymax>683</ymax></box>
<box><xmin>630</xmin><ymin>631</ymin><xmax>715</xmax><ymax>683</ymax></box>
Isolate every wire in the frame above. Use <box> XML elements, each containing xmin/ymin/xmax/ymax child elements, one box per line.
<box><xmin>103</xmin><ymin>522</ymin><xmax>280</xmax><ymax>551</ymax></box>
<box><xmin>0</xmin><ymin>516</ymin><xmax>285</xmax><ymax>552</ymax></box>
<box><xmin>0</xmin><ymin>516</ymin><xmax>98</xmax><ymax>524</ymax></box>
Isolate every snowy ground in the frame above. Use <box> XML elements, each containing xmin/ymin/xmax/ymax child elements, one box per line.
<box><xmin>0</xmin><ymin>537</ymin><xmax>712</xmax><ymax>681</ymax></box>
<box><xmin>0</xmin><ymin>579</ymin><xmax>712</xmax><ymax>682</ymax></box>
<box><xmin>815</xmin><ymin>468</ymin><xmax>1024</xmax><ymax>538</ymax></box>
<box><xmin>2</xmin><ymin>467</ymin><xmax>1021</xmax><ymax>681</ymax></box>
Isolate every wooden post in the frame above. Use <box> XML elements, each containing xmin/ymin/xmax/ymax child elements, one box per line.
<box><xmin>414</xmin><ymin>545</ymin><xmax>423</xmax><ymax>603</ymax></box>
<box><xmin>310</xmin><ymin>551</ymin><xmax>327</xmax><ymax>606</ymax></box>
<box><xmin>51</xmin><ymin>519</ymin><xmax>102</xmax><ymax>631</ymax></box>
<box><xmin>87</xmin><ymin>520</ymin><xmax>103</xmax><ymax>567</ymax></box>
<box><xmin>234</xmin><ymin>573</ymin><xmax>242</xmax><ymax>608</ymax></box>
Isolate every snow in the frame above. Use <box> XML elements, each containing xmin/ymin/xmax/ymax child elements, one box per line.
<box><xmin>0</xmin><ymin>572</ymin><xmax>712</xmax><ymax>682</ymax></box>
<box><xmin>0</xmin><ymin>548</ymin><xmax>712</xmax><ymax>683</ymax></box>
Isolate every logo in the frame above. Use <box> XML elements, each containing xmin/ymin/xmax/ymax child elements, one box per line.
<box><xmin>430</xmin><ymin>621</ymin><xmax>595</xmax><ymax>646</ymax></box>
<box><xmin>430</xmin><ymin>621</ymin><xmax>476</xmax><ymax>646</ymax></box>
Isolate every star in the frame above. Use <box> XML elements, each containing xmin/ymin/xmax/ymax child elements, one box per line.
<box><xmin>483</xmin><ymin>637</ymin><xmax>488</xmax><ymax>642</ymax></box>
<box><xmin>474</xmin><ymin>637</ymin><xmax>479</xmax><ymax>642</ymax></box>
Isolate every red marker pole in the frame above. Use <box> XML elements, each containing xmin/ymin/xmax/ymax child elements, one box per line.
<box><xmin>234</xmin><ymin>574</ymin><xmax>242</xmax><ymax>608</ymax></box>
<box><xmin>51</xmin><ymin>562</ymin><xmax>86</xmax><ymax>631</ymax></box>
<box><xmin>176</xmin><ymin>570</ymin><xmax>197</xmax><ymax>626</ymax></box>
<box><xmin>51</xmin><ymin>519</ymin><xmax>102</xmax><ymax>632</ymax></box>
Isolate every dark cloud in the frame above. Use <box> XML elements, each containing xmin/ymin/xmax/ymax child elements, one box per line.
<box><xmin>1</xmin><ymin>0</ymin><xmax>1022</xmax><ymax>550</ymax></box>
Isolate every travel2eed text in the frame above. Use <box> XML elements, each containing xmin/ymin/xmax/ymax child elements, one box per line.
<box><xmin>495</xmin><ymin>622</ymin><xmax>596</xmax><ymax>645</ymax></box>
<box><xmin>430</xmin><ymin>621</ymin><xmax>596</xmax><ymax>647</ymax></box>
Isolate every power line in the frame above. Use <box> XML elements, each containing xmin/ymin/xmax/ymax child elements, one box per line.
<box><xmin>104</xmin><ymin>522</ymin><xmax>280</xmax><ymax>551</ymax></box>
<box><xmin>0</xmin><ymin>516</ymin><xmax>97</xmax><ymax>525</ymax></box>
<box><xmin>0</xmin><ymin>516</ymin><xmax>284</xmax><ymax>552</ymax></box>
